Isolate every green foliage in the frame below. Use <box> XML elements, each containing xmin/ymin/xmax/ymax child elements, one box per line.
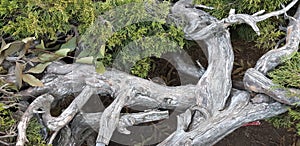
<box><xmin>26</xmin><ymin>118</ymin><xmax>47</xmax><ymax>146</ymax></box>
<box><xmin>267</xmin><ymin>107</ymin><xmax>300</xmax><ymax>135</ymax></box>
<box><xmin>268</xmin><ymin>52</ymin><xmax>300</xmax><ymax>89</ymax></box>
<box><xmin>0</xmin><ymin>0</ymin><xmax>95</xmax><ymax>39</ymax></box>
<box><xmin>130</xmin><ymin>57</ymin><xmax>152</xmax><ymax>78</ymax></box>
<box><xmin>79</xmin><ymin>0</ymin><xmax>185</xmax><ymax>77</ymax></box>
<box><xmin>0</xmin><ymin>103</ymin><xmax>15</xmax><ymax>132</ymax></box>
<box><xmin>193</xmin><ymin>0</ymin><xmax>290</xmax><ymax>49</ymax></box>
<box><xmin>0</xmin><ymin>103</ymin><xmax>16</xmax><ymax>144</ymax></box>
<box><xmin>267</xmin><ymin>112</ymin><xmax>293</xmax><ymax>129</ymax></box>
<box><xmin>267</xmin><ymin>52</ymin><xmax>300</xmax><ymax>135</ymax></box>
<box><xmin>0</xmin><ymin>101</ymin><xmax>46</xmax><ymax>145</ymax></box>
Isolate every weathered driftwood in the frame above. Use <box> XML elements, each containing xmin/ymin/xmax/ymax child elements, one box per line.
<box><xmin>14</xmin><ymin>0</ymin><xmax>300</xmax><ymax>145</ymax></box>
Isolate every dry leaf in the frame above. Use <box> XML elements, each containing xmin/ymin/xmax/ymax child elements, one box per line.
<box><xmin>15</xmin><ymin>62</ymin><xmax>24</xmax><ymax>89</ymax></box>
<box><xmin>76</xmin><ymin>56</ymin><xmax>94</xmax><ymax>64</ymax></box>
<box><xmin>28</xmin><ymin>62</ymin><xmax>52</xmax><ymax>74</ymax></box>
<box><xmin>22</xmin><ymin>74</ymin><xmax>44</xmax><ymax>87</ymax></box>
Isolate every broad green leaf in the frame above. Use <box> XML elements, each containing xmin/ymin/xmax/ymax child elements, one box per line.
<box><xmin>15</xmin><ymin>62</ymin><xmax>24</xmax><ymax>89</ymax></box>
<box><xmin>27</xmin><ymin>62</ymin><xmax>52</xmax><ymax>74</ymax></box>
<box><xmin>76</xmin><ymin>56</ymin><xmax>94</xmax><ymax>64</ymax></box>
<box><xmin>95</xmin><ymin>61</ymin><xmax>106</xmax><ymax>74</ymax></box>
<box><xmin>99</xmin><ymin>45</ymin><xmax>105</xmax><ymax>58</ymax></box>
<box><xmin>60</xmin><ymin>37</ymin><xmax>77</xmax><ymax>52</ymax></box>
<box><xmin>38</xmin><ymin>53</ymin><xmax>59</xmax><ymax>62</ymax></box>
<box><xmin>55</xmin><ymin>48</ymin><xmax>70</xmax><ymax>57</ymax></box>
<box><xmin>22</xmin><ymin>74</ymin><xmax>44</xmax><ymax>87</ymax></box>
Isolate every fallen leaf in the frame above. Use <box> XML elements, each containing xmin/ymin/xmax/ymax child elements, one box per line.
<box><xmin>95</xmin><ymin>61</ymin><xmax>106</xmax><ymax>74</ymax></box>
<box><xmin>60</xmin><ymin>37</ymin><xmax>77</xmax><ymax>52</ymax></box>
<box><xmin>22</xmin><ymin>74</ymin><xmax>44</xmax><ymax>87</ymax></box>
<box><xmin>29</xmin><ymin>57</ymin><xmax>41</xmax><ymax>63</ymax></box>
<box><xmin>28</xmin><ymin>62</ymin><xmax>52</xmax><ymax>73</ymax></box>
<box><xmin>99</xmin><ymin>45</ymin><xmax>105</xmax><ymax>58</ymax></box>
<box><xmin>38</xmin><ymin>53</ymin><xmax>59</xmax><ymax>62</ymax></box>
<box><xmin>76</xmin><ymin>56</ymin><xmax>94</xmax><ymax>64</ymax></box>
<box><xmin>55</xmin><ymin>48</ymin><xmax>70</xmax><ymax>57</ymax></box>
<box><xmin>15</xmin><ymin>62</ymin><xmax>24</xmax><ymax>89</ymax></box>
<box><xmin>232</xmin><ymin>67</ymin><xmax>244</xmax><ymax>75</ymax></box>
<box><xmin>1</xmin><ymin>41</ymin><xmax>24</xmax><ymax>57</ymax></box>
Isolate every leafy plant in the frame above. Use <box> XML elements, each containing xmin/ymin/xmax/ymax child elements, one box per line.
<box><xmin>269</xmin><ymin>52</ymin><xmax>300</xmax><ymax>89</ymax></box>
<box><xmin>267</xmin><ymin>52</ymin><xmax>300</xmax><ymax>134</ymax></box>
<box><xmin>0</xmin><ymin>103</ymin><xmax>15</xmax><ymax>132</ymax></box>
<box><xmin>26</xmin><ymin>118</ymin><xmax>47</xmax><ymax>146</ymax></box>
<box><xmin>193</xmin><ymin>0</ymin><xmax>289</xmax><ymax>50</ymax></box>
<box><xmin>78</xmin><ymin>0</ymin><xmax>186</xmax><ymax>77</ymax></box>
<box><xmin>130</xmin><ymin>57</ymin><xmax>152</xmax><ymax>78</ymax></box>
<box><xmin>0</xmin><ymin>0</ymin><xmax>95</xmax><ymax>40</ymax></box>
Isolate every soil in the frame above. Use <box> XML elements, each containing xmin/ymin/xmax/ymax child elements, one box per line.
<box><xmin>215</xmin><ymin>120</ymin><xmax>300</xmax><ymax>146</ymax></box>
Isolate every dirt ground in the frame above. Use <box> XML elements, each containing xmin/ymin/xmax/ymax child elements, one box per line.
<box><xmin>215</xmin><ymin>120</ymin><xmax>300</xmax><ymax>146</ymax></box>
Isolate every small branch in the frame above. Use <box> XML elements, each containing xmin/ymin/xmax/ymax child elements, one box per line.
<box><xmin>16</xmin><ymin>86</ymin><xmax>96</xmax><ymax>146</ymax></box>
<box><xmin>118</xmin><ymin>110</ymin><xmax>169</xmax><ymax>134</ymax></box>
<box><xmin>244</xmin><ymin>68</ymin><xmax>300</xmax><ymax>105</ymax></box>
<box><xmin>173</xmin><ymin>0</ymin><xmax>298</xmax><ymax>40</ymax></box>
<box><xmin>0</xmin><ymin>140</ymin><xmax>14</xmax><ymax>146</ymax></box>
<box><xmin>0</xmin><ymin>134</ymin><xmax>17</xmax><ymax>139</ymax></box>
<box><xmin>194</xmin><ymin>4</ymin><xmax>214</xmax><ymax>10</ymax></box>
<box><xmin>256</xmin><ymin>0</ymin><xmax>298</xmax><ymax>22</ymax></box>
<box><xmin>16</xmin><ymin>94</ymin><xmax>54</xmax><ymax>146</ymax></box>
<box><xmin>255</xmin><ymin>4</ymin><xmax>300</xmax><ymax>74</ymax></box>
<box><xmin>96</xmin><ymin>88</ymin><xmax>134</xmax><ymax>145</ymax></box>
<box><xmin>159</xmin><ymin>90</ymin><xmax>287</xmax><ymax>146</ymax></box>
<box><xmin>44</xmin><ymin>86</ymin><xmax>95</xmax><ymax>145</ymax></box>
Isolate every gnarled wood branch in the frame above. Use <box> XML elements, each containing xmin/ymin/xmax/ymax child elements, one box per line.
<box><xmin>15</xmin><ymin>0</ymin><xmax>300</xmax><ymax>146</ymax></box>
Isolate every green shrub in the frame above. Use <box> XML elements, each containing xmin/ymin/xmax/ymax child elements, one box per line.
<box><xmin>0</xmin><ymin>103</ymin><xmax>47</xmax><ymax>145</ymax></box>
<box><xmin>0</xmin><ymin>103</ymin><xmax>16</xmax><ymax>144</ymax></box>
<box><xmin>0</xmin><ymin>0</ymin><xmax>186</xmax><ymax>78</ymax></box>
<box><xmin>193</xmin><ymin>0</ymin><xmax>289</xmax><ymax>50</ymax></box>
<box><xmin>0</xmin><ymin>103</ymin><xmax>15</xmax><ymax>132</ymax></box>
<box><xmin>269</xmin><ymin>52</ymin><xmax>300</xmax><ymax>89</ymax></box>
<box><xmin>78</xmin><ymin>0</ymin><xmax>185</xmax><ymax>77</ymax></box>
<box><xmin>0</xmin><ymin>0</ymin><xmax>95</xmax><ymax>39</ymax></box>
<box><xmin>268</xmin><ymin>52</ymin><xmax>300</xmax><ymax>134</ymax></box>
